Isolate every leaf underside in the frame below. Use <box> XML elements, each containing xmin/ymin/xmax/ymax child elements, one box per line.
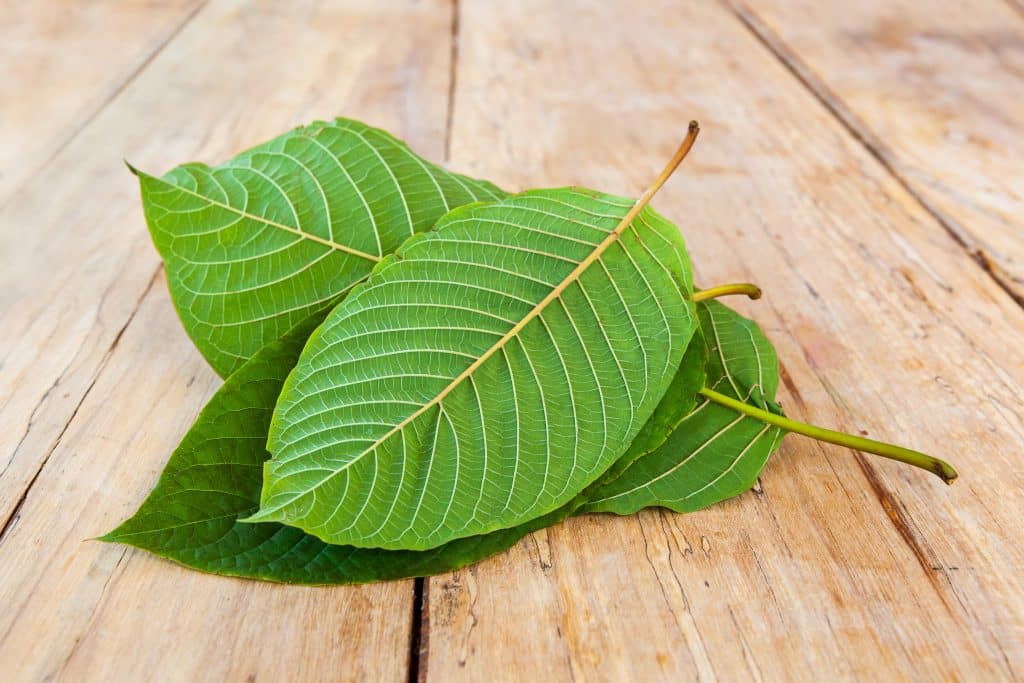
<box><xmin>250</xmin><ymin>188</ymin><xmax>698</xmax><ymax>551</ymax></box>
<box><xmin>584</xmin><ymin>300</ymin><xmax>785</xmax><ymax>514</ymax></box>
<box><xmin>119</xmin><ymin>114</ymin><xmax>790</xmax><ymax>582</ymax></box>
<box><xmin>103</xmin><ymin>300</ymin><xmax>776</xmax><ymax>585</ymax></box>
<box><xmin>136</xmin><ymin>117</ymin><xmax>504</xmax><ymax>377</ymax></box>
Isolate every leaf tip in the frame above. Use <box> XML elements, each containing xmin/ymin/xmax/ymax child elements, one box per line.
<box><xmin>124</xmin><ymin>160</ymin><xmax>141</xmax><ymax>177</ymax></box>
<box><xmin>933</xmin><ymin>459</ymin><xmax>959</xmax><ymax>485</ymax></box>
<box><xmin>235</xmin><ymin>512</ymin><xmax>267</xmax><ymax>525</ymax></box>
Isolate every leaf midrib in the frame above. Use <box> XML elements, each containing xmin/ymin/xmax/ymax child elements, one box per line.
<box><xmin>160</xmin><ymin>173</ymin><xmax>382</xmax><ymax>264</ymax></box>
<box><xmin>258</xmin><ymin>197</ymin><xmax>664</xmax><ymax>518</ymax></box>
<box><xmin>383</xmin><ymin>195</ymin><xmax>662</xmax><ymax>440</ymax></box>
<box><xmin>258</xmin><ymin>131</ymin><xmax>701</xmax><ymax>522</ymax></box>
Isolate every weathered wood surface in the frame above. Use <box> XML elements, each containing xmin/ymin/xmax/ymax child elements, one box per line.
<box><xmin>440</xmin><ymin>0</ymin><xmax>1024</xmax><ymax>679</ymax></box>
<box><xmin>1</xmin><ymin>0</ymin><xmax>1022</xmax><ymax>681</ymax></box>
<box><xmin>0</xmin><ymin>0</ymin><xmax>456</xmax><ymax>680</ymax></box>
<box><xmin>730</xmin><ymin>0</ymin><xmax>1024</xmax><ymax>301</ymax></box>
<box><xmin>0</xmin><ymin>0</ymin><xmax>205</xmax><ymax>203</ymax></box>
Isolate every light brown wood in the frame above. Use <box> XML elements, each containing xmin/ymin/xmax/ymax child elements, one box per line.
<box><xmin>729</xmin><ymin>0</ymin><xmax>1024</xmax><ymax>301</ymax></box>
<box><xmin>0</xmin><ymin>0</ymin><xmax>454</xmax><ymax>524</ymax></box>
<box><xmin>4</xmin><ymin>0</ymin><xmax>1024</xmax><ymax>680</ymax></box>
<box><xmin>0</xmin><ymin>0</ymin><xmax>456</xmax><ymax>680</ymax></box>
<box><xmin>0</xmin><ymin>0</ymin><xmax>204</xmax><ymax>203</ymax></box>
<box><xmin>0</xmin><ymin>289</ymin><xmax>412</xmax><ymax>681</ymax></box>
<box><xmin>431</xmin><ymin>0</ymin><xmax>1024</xmax><ymax>679</ymax></box>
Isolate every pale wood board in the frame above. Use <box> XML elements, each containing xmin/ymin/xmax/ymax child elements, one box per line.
<box><xmin>430</xmin><ymin>0</ymin><xmax>1024</xmax><ymax>679</ymax></box>
<box><xmin>730</xmin><ymin>0</ymin><xmax>1024</xmax><ymax>301</ymax></box>
<box><xmin>0</xmin><ymin>0</ymin><xmax>458</xmax><ymax>679</ymax></box>
<box><xmin>1</xmin><ymin>0</ymin><xmax>1023</xmax><ymax>681</ymax></box>
<box><xmin>0</xmin><ymin>0</ymin><xmax>205</xmax><ymax>203</ymax></box>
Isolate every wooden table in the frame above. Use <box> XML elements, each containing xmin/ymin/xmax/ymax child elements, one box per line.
<box><xmin>2</xmin><ymin>1</ymin><xmax>1021</xmax><ymax>680</ymax></box>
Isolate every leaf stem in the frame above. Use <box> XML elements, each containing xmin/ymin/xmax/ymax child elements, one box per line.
<box><xmin>693</xmin><ymin>283</ymin><xmax>762</xmax><ymax>302</ymax></box>
<box><xmin>697</xmin><ymin>387</ymin><xmax>958</xmax><ymax>484</ymax></box>
<box><xmin>633</xmin><ymin>121</ymin><xmax>700</xmax><ymax>207</ymax></box>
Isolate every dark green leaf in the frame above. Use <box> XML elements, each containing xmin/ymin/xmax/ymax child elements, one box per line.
<box><xmin>102</xmin><ymin>312</ymin><xmax>572</xmax><ymax>584</ymax></box>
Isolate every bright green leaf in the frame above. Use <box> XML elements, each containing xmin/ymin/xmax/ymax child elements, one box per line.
<box><xmin>248</xmin><ymin>188</ymin><xmax>698</xmax><ymax>550</ymax></box>
<box><xmin>134</xmin><ymin>117</ymin><xmax>504</xmax><ymax>377</ymax></box>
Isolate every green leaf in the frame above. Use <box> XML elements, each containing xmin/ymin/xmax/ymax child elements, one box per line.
<box><xmin>102</xmin><ymin>302</ymin><xmax>711</xmax><ymax>585</ymax></box>
<box><xmin>593</xmin><ymin>333</ymin><xmax>708</xmax><ymax>487</ymax></box>
<box><xmin>101</xmin><ymin>312</ymin><xmax>576</xmax><ymax>584</ymax></box>
<box><xmin>583</xmin><ymin>300</ymin><xmax>785</xmax><ymax>514</ymax></box>
<box><xmin>249</xmin><ymin>188</ymin><xmax>698</xmax><ymax>550</ymax></box>
<box><xmin>134</xmin><ymin>117</ymin><xmax>504</xmax><ymax>377</ymax></box>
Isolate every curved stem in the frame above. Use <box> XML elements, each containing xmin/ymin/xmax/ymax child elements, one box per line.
<box><xmin>635</xmin><ymin>120</ymin><xmax>700</xmax><ymax>205</ymax></box>
<box><xmin>698</xmin><ymin>387</ymin><xmax>958</xmax><ymax>484</ymax></box>
<box><xmin>694</xmin><ymin>283</ymin><xmax>762</xmax><ymax>302</ymax></box>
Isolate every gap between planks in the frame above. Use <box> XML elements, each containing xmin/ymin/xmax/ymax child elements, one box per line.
<box><xmin>444</xmin><ymin>0</ymin><xmax>461</xmax><ymax>164</ymax></box>
<box><xmin>411</xmin><ymin>1</ymin><xmax>462</xmax><ymax>675</ymax></box>
<box><xmin>722</xmin><ymin>0</ymin><xmax>1024</xmax><ymax>310</ymax></box>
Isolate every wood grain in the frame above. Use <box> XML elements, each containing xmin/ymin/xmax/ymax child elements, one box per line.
<box><xmin>0</xmin><ymin>0</ymin><xmax>205</xmax><ymax>203</ymax></box>
<box><xmin>729</xmin><ymin>0</ymin><xmax>1024</xmax><ymax>301</ymax></box>
<box><xmin>0</xmin><ymin>289</ymin><xmax>410</xmax><ymax>682</ymax></box>
<box><xmin>4</xmin><ymin>0</ymin><xmax>1024</xmax><ymax>680</ymax></box>
<box><xmin>0</xmin><ymin>0</ymin><xmax>454</xmax><ymax>526</ymax></box>
<box><xmin>0</xmin><ymin>0</ymin><xmax>456</xmax><ymax>679</ymax></box>
<box><xmin>431</xmin><ymin>0</ymin><xmax>1024</xmax><ymax>679</ymax></box>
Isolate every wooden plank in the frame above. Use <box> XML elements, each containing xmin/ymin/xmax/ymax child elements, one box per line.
<box><xmin>728</xmin><ymin>0</ymin><xmax>1024</xmax><ymax>301</ymax></box>
<box><xmin>0</xmin><ymin>0</ymin><xmax>453</xmax><ymax>526</ymax></box>
<box><xmin>0</xmin><ymin>288</ymin><xmax>412</xmax><ymax>681</ymax></box>
<box><xmin>0</xmin><ymin>0</ymin><xmax>457</xmax><ymax>679</ymax></box>
<box><xmin>0</xmin><ymin>0</ymin><xmax>204</xmax><ymax>203</ymax></box>
<box><xmin>430</xmin><ymin>0</ymin><xmax>1024</xmax><ymax>679</ymax></box>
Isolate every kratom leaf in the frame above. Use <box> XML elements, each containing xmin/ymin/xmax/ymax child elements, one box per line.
<box><xmin>583</xmin><ymin>300</ymin><xmax>785</xmax><ymax>514</ymax></box>
<box><xmin>102</xmin><ymin>303</ymin><xmax>709</xmax><ymax>584</ymax></box>
<box><xmin>248</xmin><ymin>188</ymin><xmax>698</xmax><ymax>550</ymax></box>
<box><xmin>134</xmin><ymin>117</ymin><xmax>504</xmax><ymax>377</ymax></box>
